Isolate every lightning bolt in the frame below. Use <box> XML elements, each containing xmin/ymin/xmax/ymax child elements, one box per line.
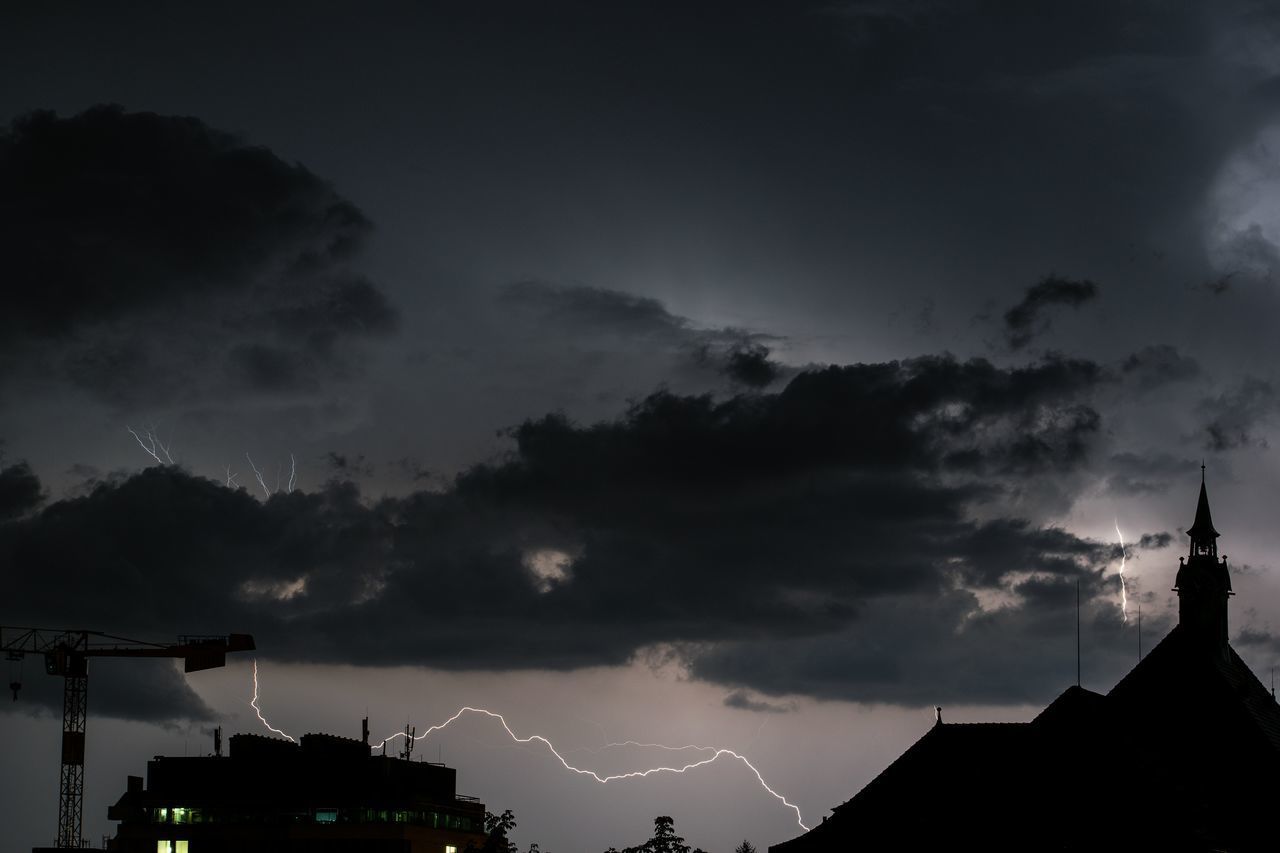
<box><xmin>248</xmin><ymin>662</ymin><xmax>808</xmax><ymax>831</ymax></box>
<box><xmin>1115</xmin><ymin>518</ymin><xmax>1128</xmax><ymax>623</ymax></box>
<box><xmin>127</xmin><ymin>425</ymin><xmax>175</xmax><ymax>465</ymax></box>
<box><xmin>246</xmin><ymin>454</ymin><xmax>271</xmax><ymax>499</ymax></box>
<box><xmin>245</xmin><ymin>452</ymin><xmax>297</xmax><ymax>498</ymax></box>
<box><xmin>250</xmin><ymin>660</ymin><xmax>297</xmax><ymax>742</ymax></box>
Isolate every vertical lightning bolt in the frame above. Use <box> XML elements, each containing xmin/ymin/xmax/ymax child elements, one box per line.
<box><xmin>250</xmin><ymin>660</ymin><xmax>297</xmax><ymax>742</ymax></box>
<box><xmin>246</xmin><ymin>454</ymin><xmax>272</xmax><ymax>498</ymax></box>
<box><xmin>245</xmin><ymin>452</ymin><xmax>297</xmax><ymax>497</ymax></box>
<box><xmin>1115</xmin><ymin>518</ymin><xmax>1128</xmax><ymax>623</ymax></box>
<box><xmin>248</xmin><ymin>665</ymin><xmax>808</xmax><ymax>830</ymax></box>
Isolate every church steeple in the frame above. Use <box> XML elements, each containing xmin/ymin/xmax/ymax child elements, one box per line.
<box><xmin>1186</xmin><ymin>464</ymin><xmax>1219</xmax><ymax>559</ymax></box>
<box><xmin>1174</xmin><ymin>468</ymin><xmax>1232</xmax><ymax>657</ymax></box>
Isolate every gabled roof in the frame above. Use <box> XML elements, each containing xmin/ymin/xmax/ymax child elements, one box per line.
<box><xmin>1108</xmin><ymin>624</ymin><xmax>1280</xmax><ymax>755</ymax></box>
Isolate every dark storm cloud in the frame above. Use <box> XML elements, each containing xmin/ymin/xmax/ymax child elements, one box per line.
<box><xmin>501</xmin><ymin>280</ymin><xmax>785</xmax><ymax>387</ymax></box>
<box><xmin>1138</xmin><ymin>531</ymin><xmax>1174</xmax><ymax>550</ymax></box>
<box><xmin>718</xmin><ymin>343</ymin><xmax>783</xmax><ymax>388</ymax></box>
<box><xmin>1</xmin><ymin>353</ymin><xmax>1136</xmax><ymax>713</ymax></box>
<box><xmin>1200</xmin><ymin>376</ymin><xmax>1279</xmax><ymax>451</ymax></box>
<box><xmin>2</xmin><ymin>657</ymin><xmax>214</xmax><ymax>725</ymax></box>
<box><xmin>1102</xmin><ymin>451</ymin><xmax>1197</xmax><ymax>496</ymax></box>
<box><xmin>1119</xmin><ymin>345</ymin><xmax>1200</xmax><ymax>391</ymax></box>
<box><xmin>325</xmin><ymin>451</ymin><xmax>375</xmax><ymax>478</ymax></box>
<box><xmin>722</xmin><ymin>690</ymin><xmax>792</xmax><ymax>714</ymax></box>
<box><xmin>1002</xmin><ymin>276</ymin><xmax>1099</xmax><ymax>351</ymax></box>
<box><xmin>0</xmin><ymin>105</ymin><xmax>395</xmax><ymax>406</ymax></box>
<box><xmin>0</xmin><ymin>460</ymin><xmax>43</xmax><ymax>521</ymax></box>
<box><xmin>501</xmin><ymin>281</ymin><xmax>689</xmax><ymax>341</ymax></box>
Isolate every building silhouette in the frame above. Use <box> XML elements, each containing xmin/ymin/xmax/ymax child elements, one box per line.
<box><xmin>771</xmin><ymin>476</ymin><xmax>1280</xmax><ymax>853</ymax></box>
<box><xmin>104</xmin><ymin>725</ymin><xmax>487</xmax><ymax>852</ymax></box>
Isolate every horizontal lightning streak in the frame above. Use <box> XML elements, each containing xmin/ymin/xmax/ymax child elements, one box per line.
<box><xmin>246</xmin><ymin>662</ymin><xmax>808</xmax><ymax>831</ymax></box>
<box><xmin>375</xmin><ymin>709</ymin><xmax>810</xmax><ymax>831</ymax></box>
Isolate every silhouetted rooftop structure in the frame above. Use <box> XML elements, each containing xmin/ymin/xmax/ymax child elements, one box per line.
<box><xmin>772</xmin><ymin>476</ymin><xmax>1280</xmax><ymax>853</ymax></box>
<box><xmin>104</xmin><ymin>724</ymin><xmax>486</xmax><ymax>853</ymax></box>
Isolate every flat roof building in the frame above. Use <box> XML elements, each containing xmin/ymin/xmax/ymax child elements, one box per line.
<box><xmin>105</xmin><ymin>728</ymin><xmax>487</xmax><ymax>853</ymax></box>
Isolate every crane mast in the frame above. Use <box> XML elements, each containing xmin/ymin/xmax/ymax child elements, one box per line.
<box><xmin>2</xmin><ymin>627</ymin><xmax>255</xmax><ymax>849</ymax></box>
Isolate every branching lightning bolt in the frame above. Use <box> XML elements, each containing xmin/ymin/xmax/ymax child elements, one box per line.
<box><xmin>1115</xmin><ymin>518</ymin><xmax>1128</xmax><ymax>623</ymax></box>
<box><xmin>250</xmin><ymin>660</ymin><xmax>297</xmax><ymax>742</ymax></box>
<box><xmin>245</xmin><ymin>453</ymin><xmax>297</xmax><ymax>498</ymax></box>
<box><xmin>127</xmin><ymin>425</ymin><xmax>175</xmax><ymax>465</ymax></box>
<box><xmin>248</xmin><ymin>664</ymin><xmax>808</xmax><ymax>831</ymax></box>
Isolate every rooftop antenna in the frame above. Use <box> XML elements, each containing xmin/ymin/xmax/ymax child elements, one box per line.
<box><xmin>1076</xmin><ymin>579</ymin><xmax>1081</xmax><ymax>688</ymax></box>
<box><xmin>400</xmin><ymin>724</ymin><xmax>415</xmax><ymax>761</ymax></box>
<box><xmin>213</xmin><ymin>726</ymin><xmax>222</xmax><ymax>758</ymax></box>
<box><xmin>361</xmin><ymin>716</ymin><xmax>369</xmax><ymax>748</ymax></box>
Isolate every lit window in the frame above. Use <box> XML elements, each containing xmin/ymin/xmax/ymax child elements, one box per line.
<box><xmin>172</xmin><ymin>807</ymin><xmax>190</xmax><ymax>824</ymax></box>
<box><xmin>156</xmin><ymin>843</ymin><xmax>171</xmax><ymax>853</ymax></box>
<box><xmin>176</xmin><ymin>843</ymin><xmax>189</xmax><ymax>853</ymax></box>
<box><xmin>315</xmin><ymin>809</ymin><xmax>338</xmax><ymax>823</ymax></box>
<box><xmin>445</xmin><ymin>847</ymin><xmax>458</xmax><ymax>853</ymax></box>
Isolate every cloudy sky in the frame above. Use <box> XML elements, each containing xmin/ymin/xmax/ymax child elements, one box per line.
<box><xmin>7</xmin><ymin>2</ymin><xmax>1280</xmax><ymax>850</ymax></box>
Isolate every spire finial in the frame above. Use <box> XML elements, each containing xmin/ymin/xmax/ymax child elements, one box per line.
<box><xmin>1201</xmin><ymin>460</ymin><xmax>1206</xmax><ymax>483</ymax></box>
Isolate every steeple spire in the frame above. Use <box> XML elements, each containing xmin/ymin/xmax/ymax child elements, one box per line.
<box><xmin>1174</xmin><ymin>469</ymin><xmax>1232</xmax><ymax>657</ymax></box>
<box><xmin>1186</xmin><ymin>471</ymin><xmax>1219</xmax><ymax>559</ymax></box>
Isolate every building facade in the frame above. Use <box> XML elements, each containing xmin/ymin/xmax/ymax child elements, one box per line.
<box><xmin>106</xmin><ymin>729</ymin><xmax>487</xmax><ymax>853</ymax></box>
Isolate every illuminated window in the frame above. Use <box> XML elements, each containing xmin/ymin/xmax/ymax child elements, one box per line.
<box><xmin>315</xmin><ymin>809</ymin><xmax>338</xmax><ymax>823</ymax></box>
<box><xmin>156</xmin><ymin>843</ymin><xmax>171</xmax><ymax>853</ymax></box>
<box><xmin>172</xmin><ymin>807</ymin><xmax>190</xmax><ymax>824</ymax></box>
<box><xmin>445</xmin><ymin>847</ymin><xmax>458</xmax><ymax>853</ymax></box>
<box><xmin>176</xmin><ymin>843</ymin><xmax>189</xmax><ymax>853</ymax></box>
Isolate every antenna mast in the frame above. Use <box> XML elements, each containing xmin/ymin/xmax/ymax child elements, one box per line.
<box><xmin>1076</xmin><ymin>579</ymin><xmax>1081</xmax><ymax>687</ymax></box>
<box><xmin>1137</xmin><ymin>604</ymin><xmax>1142</xmax><ymax>661</ymax></box>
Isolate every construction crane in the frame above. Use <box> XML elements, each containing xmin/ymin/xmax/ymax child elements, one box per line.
<box><xmin>1</xmin><ymin>626</ymin><xmax>254</xmax><ymax>849</ymax></box>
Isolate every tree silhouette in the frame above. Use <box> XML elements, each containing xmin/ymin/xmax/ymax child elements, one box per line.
<box><xmin>606</xmin><ymin>815</ymin><xmax>707</xmax><ymax>853</ymax></box>
<box><xmin>734</xmin><ymin>842</ymin><xmax>757</xmax><ymax>853</ymax></box>
<box><xmin>479</xmin><ymin>809</ymin><xmax>518</xmax><ymax>853</ymax></box>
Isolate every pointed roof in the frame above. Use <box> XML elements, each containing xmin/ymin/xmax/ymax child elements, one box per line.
<box><xmin>1187</xmin><ymin>476</ymin><xmax>1219</xmax><ymax>541</ymax></box>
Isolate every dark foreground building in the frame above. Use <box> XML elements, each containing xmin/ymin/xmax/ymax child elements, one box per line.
<box><xmin>772</xmin><ymin>477</ymin><xmax>1280</xmax><ymax>853</ymax></box>
<box><xmin>105</xmin><ymin>728</ymin><xmax>487</xmax><ymax>852</ymax></box>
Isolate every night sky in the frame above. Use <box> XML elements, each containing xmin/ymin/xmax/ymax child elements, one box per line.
<box><xmin>6</xmin><ymin>2</ymin><xmax>1280</xmax><ymax>850</ymax></box>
